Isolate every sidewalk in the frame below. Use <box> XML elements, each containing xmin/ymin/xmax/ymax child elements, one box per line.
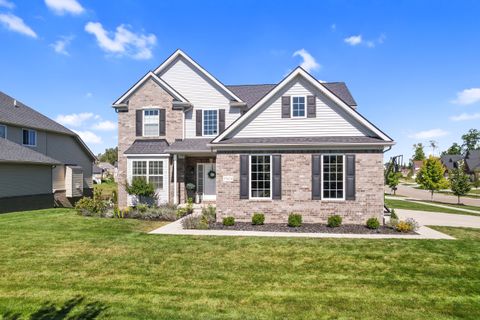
<box><xmin>385</xmin><ymin>196</ymin><xmax>480</xmax><ymax>215</ymax></box>
<box><xmin>389</xmin><ymin>185</ymin><xmax>480</xmax><ymax>206</ymax></box>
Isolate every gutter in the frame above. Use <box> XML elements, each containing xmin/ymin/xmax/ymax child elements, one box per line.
<box><xmin>207</xmin><ymin>141</ymin><xmax>396</xmax><ymax>149</ymax></box>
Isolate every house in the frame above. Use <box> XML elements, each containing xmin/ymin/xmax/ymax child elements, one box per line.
<box><xmin>440</xmin><ymin>154</ymin><xmax>463</xmax><ymax>177</ymax></box>
<box><xmin>93</xmin><ymin>164</ymin><xmax>103</xmax><ymax>184</ymax></box>
<box><xmin>411</xmin><ymin>160</ymin><xmax>424</xmax><ymax>178</ymax></box>
<box><xmin>113</xmin><ymin>50</ymin><xmax>394</xmax><ymax>224</ymax></box>
<box><xmin>0</xmin><ymin>91</ymin><xmax>96</xmax><ymax>213</ymax></box>
<box><xmin>465</xmin><ymin>150</ymin><xmax>480</xmax><ymax>179</ymax></box>
<box><xmin>98</xmin><ymin>162</ymin><xmax>116</xmax><ymax>180</ymax></box>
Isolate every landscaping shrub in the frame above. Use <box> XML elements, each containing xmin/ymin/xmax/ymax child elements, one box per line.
<box><xmin>136</xmin><ymin>203</ymin><xmax>148</xmax><ymax>213</ymax></box>
<box><xmin>327</xmin><ymin>215</ymin><xmax>342</xmax><ymax>228</ymax></box>
<box><xmin>252</xmin><ymin>212</ymin><xmax>265</xmax><ymax>225</ymax></box>
<box><xmin>390</xmin><ymin>208</ymin><xmax>398</xmax><ymax>219</ymax></box>
<box><xmin>288</xmin><ymin>213</ymin><xmax>302</xmax><ymax>227</ymax></box>
<box><xmin>75</xmin><ymin>196</ymin><xmax>107</xmax><ymax>217</ymax></box>
<box><xmin>395</xmin><ymin>218</ymin><xmax>419</xmax><ymax>233</ymax></box>
<box><xmin>202</xmin><ymin>205</ymin><xmax>216</xmax><ymax>224</ymax></box>
<box><xmin>182</xmin><ymin>215</ymin><xmax>208</xmax><ymax>229</ymax></box>
<box><xmin>176</xmin><ymin>207</ymin><xmax>189</xmax><ymax>219</ymax></box>
<box><xmin>223</xmin><ymin>216</ymin><xmax>235</xmax><ymax>226</ymax></box>
<box><xmin>125</xmin><ymin>178</ymin><xmax>155</xmax><ymax>204</ymax></box>
<box><xmin>186</xmin><ymin>197</ymin><xmax>194</xmax><ymax>214</ymax></box>
<box><xmin>366</xmin><ymin>217</ymin><xmax>380</xmax><ymax>229</ymax></box>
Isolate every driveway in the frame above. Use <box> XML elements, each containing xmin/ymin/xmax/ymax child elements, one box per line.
<box><xmin>389</xmin><ymin>185</ymin><xmax>480</xmax><ymax>206</ymax></box>
<box><xmin>397</xmin><ymin>209</ymin><xmax>480</xmax><ymax>229</ymax></box>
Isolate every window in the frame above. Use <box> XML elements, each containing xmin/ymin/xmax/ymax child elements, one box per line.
<box><xmin>322</xmin><ymin>155</ymin><xmax>345</xmax><ymax>200</ymax></box>
<box><xmin>22</xmin><ymin>129</ymin><xmax>36</xmax><ymax>146</ymax></box>
<box><xmin>143</xmin><ymin>109</ymin><xmax>159</xmax><ymax>136</ymax></box>
<box><xmin>0</xmin><ymin>125</ymin><xmax>6</xmax><ymax>138</ymax></box>
<box><xmin>250</xmin><ymin>155</ymin><xmax>271</xmax><ymax>198</ymax></box>
<box><xmin>131</xmin><ymin>160</ymin><xmax>164</xmax><ymax>190</ymax></box>
<box><xmin>291</xmin><ymin>96</ymin><xmax>306</xmax><ymax>118</ymax></box>
<box><xmin>203</xmin><ymin>109</ymin><xmax>218</xmax><ymax>136</ymax></box>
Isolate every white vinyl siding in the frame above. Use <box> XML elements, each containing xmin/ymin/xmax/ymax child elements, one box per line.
<box><xmin>231</xmin><ymin>79</ymin><xmax>370</xmax><ymax>138</ymax></box>
<box><xmin>158</xmin><ymin>56</ymin><xmax>241</xmax><ymax>138</ymax></box>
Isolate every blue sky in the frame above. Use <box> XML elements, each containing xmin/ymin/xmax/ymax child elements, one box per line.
<box><xmin>0</xmin><ymin>0</ymin><xmax>479</xmax><ymax>159</ymax></box>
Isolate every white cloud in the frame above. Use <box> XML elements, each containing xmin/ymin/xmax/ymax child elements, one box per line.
<box><xmin>55</xmin><ymin>112</ymin><xmax>93</xmax><ymax>127</ymax></box>
<box><xmin>50</xmin><ymin>35</ymin><xmax>74</xmax><ymax>55</ymax></box>
<box><xmin>73</xmin><ymin>130</ymin><xmax>102</xmax><ymax>144</ymax></box>
<box><xmin>92</xmin><ymin>120</ymin><xmax>116</xmax><ymax>131</ymax></box>
<box><xmin>0</xmin><ymin>13</ymin><xmax>37</xmax><ymax>38</ymax></box>
<box><xmin>44</xmin><ymin>0</ymin><xmax>84</xmax><ymax>15</ymax></box>
<box><xmin>451</xmin><ymin>88</ymin><xmax>480</xmax><ymax>105</ymax></box>
<box><xmin>0</xmin><ymin>0</ymin><xmax>15</xmax><ymax>9</ymax></box>
<box><xmin>292</xmin><ymin>49</ymin><xmax>321</xmax><ymax>73</ymax></box>
<box><xmin>85</xmin><ymin>22</ymin><xmax>156</xmax><ymax>60</ymax></box>
<box><xmin>408</xmin><ymin>129</ymin><xmax>449</xmax><ymax>139</ymax></box>
<box><xmin>344</xmin><ymin>35</ymin><xmax>362</xmax><ymax>46</ymax></box>
<box><xmin>85</xmin><ymin>92</ymin><xmax>93</xmax><ymax>98</ymax></box>
<box><xmin>450</xmin><ymin>112</ymin><xmax>480</xmax><ymax>121</ymax></box>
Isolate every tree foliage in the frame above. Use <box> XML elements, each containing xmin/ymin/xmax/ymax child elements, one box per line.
<box><xmin>461</xmin><ymin>129</ymin><xmax>480</xmax><ymax>154</ymax></box>
<box><xmin>98</xmin><ymin>147</ymin><xmax>118</xmax><ymax>165</ymax></box>
<box><xmin>449</xmin><ymin>165</ymin><xmax>471</xmax><ymax>204</ymax></box>
<box><xmin>387</xmin><ymin>172</ymin><xmax>402</xmax><ymax>195</ymax></box>
<box><xmin>441</xmin><ymin>142</ymin><xmax>462</xmax><ymax>156</ymax></box>
<box><xmin>125</xmin><ymin>177</ymin><xmax>155</xmax><ymax>197</ymax></box>
<box><xmin>415</xmin><ymin>156</ymin><xmax>449</xmax><ymax>200</ymax></box>
<box><xmin>413</xmin><ymin>143</ymin><xmax>426</xmax><ymax>161</ymax></box>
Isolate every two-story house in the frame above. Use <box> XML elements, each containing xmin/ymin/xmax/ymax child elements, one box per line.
<box><xmin>0</xmin><ymin>91</ymin><xmax>96</xmax><ymax>213</ymax></box>
<box><xmin>114</xmin><ymin>50</ymin><xmax>394</xmax><ymax>224</ymax></box>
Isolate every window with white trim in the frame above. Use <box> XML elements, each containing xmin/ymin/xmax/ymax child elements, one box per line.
<box><xmin>143</xmin><ymin>109</ymin><xmax>159</xmax><ymax>136</ymax></box>
<box><xmin>0</xmin><ymin>125</ymin><xmax>6</xmax><ymax>138</ymax></box>
<box><xmin>291</xmin><ymin>96</ymin><xmax>306</xmax><ymax>118</ymax></box>
<box><xmin>131</xmin><ymin>160</ymin><xmax>164</xmax><ymax>190</ymax></box>
<box><xmin>22</xmin><ymin>129</ymin><xmax>36</xmax><ymax>146</ymax></box>
<box><xmin>203</xmin><ymin>109</ymin><xmax>218</xmax><ymax>136</ymax></box>
<box><xmin>322</xmin><ymin>155</ymin><xmax>344</xmax><ymax>199</ymax></box>
<box><xmin>250</xmin><ymin>155</ymin><xmax>271</xmax><ymax>198</ymax></box>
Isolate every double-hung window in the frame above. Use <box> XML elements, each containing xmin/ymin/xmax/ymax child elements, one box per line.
<box><xmin>131</xmin><ymin>160</ymin><xmax>164</xmax><ymax>190</ymax></box>
<box><xmin>22</xmin><ymin>129</ymin><xmax>36</xmax><ymax>146</ymax></box>
<box><xmin>322</xmin><ymin>155</ymin><xmax>345</xmax><ymax>200</ymax></box>
<box><xmin>143</xmin><ymin>109</ymin><xmax>159</xmax><ymax>136</ymax></box>
<box><xmin>203</xmin><ymin>109</ymin><xmax>218</xmax><ymax>136</ymax></box>
<box><xmin>0</xmin><ymin>125</ymin><xmax>6</xmax><ymax>138</ymax></box>
<box><xmin>250</xmin><ymin>155</ymin><xmax>271</xmax><ymax>199</ymax></box>
<box><xmin>291</xmin><ymin>96</ymin><xmax>306</xmax><ymax>118</ymax></box>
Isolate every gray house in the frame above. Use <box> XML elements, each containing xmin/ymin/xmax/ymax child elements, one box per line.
<box><xmin>0</xmin><ymin>91</ymin><xmax>96</xmax><ymax>213</ymax></box>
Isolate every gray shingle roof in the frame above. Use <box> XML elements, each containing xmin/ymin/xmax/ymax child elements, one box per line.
<box><xmin>466</xmin><ymin>150</ymin><xmax>480</xmax><ymax>172</ymax></box>
<box><xmin>440</xmin><ymin>155</ymin><xmax>463</xmax><ymax>171</ymax></box>
<box><xmin>165</xmin><ymin>139</ymin><xmax>212</xmax><ymax>153</ymax></box>
<box><xmin>0</xmin><ymin>138</ymin><xmax>61</xmax><ymax>165</ymax></box>
<box><xmin>124</xmin><ymin>139</ymin><xmax>169</xmax><ymax>154</ymax></box>
<box><xmin>226</xmin><ymin>82</ymin><xmax>357</xmax><ymax>109</ymax></box>
<box><xmin>214</xmin><ymin>136</ymin><xmax>388</xmax><ymax>145</ymax></box>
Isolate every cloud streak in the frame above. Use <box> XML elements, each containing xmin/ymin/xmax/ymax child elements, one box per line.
<box><xmin>56</xmin><ymin>112</ymin><xmax>94</xmax><ymax>127</ymax></box>
<box><xmin>293</xmin><ymin>49</ymin><xmax>321</xmax><ymax>73</ymax></box>
<box><xmin>44</xmin><ymin>0</ymin><xmax>85</xmax><ymax>15</ymax></box>
<box><xmin>451</xmin><ymin>88</ymin><xmax>480</xmax><ymax>105</ymax></box>
<box><xmin>92</xmin><ymin>120</ymin><xmax>117</xmax><ymax>131</ymax></box>
<box><xmin>408</xmin><ymin>129</ymin><xmax>449</xmax><ymax>139</ymax></box>
<box><xmin>450</xmin><ymin>112</ymin><xmax>480</xmax><ymax>121</ymax></box>
<box><xmin>0</xmin><ymin>13</ymin><xmax>37</xmax><ymax>38</ymax></box>
<box><xmin>50</xmin><ymin>35</ymin><xmax>74</xmax><ymax>55</ymax></box>
<box><xmin>0</xmin><ymin>0</ymin><xmax>14</xmax><ymax>9</ymax></box>
<box><xmin>73</xmin><ymin>130</ymin><xmax>102</xmax><ymax>144</ymax></box>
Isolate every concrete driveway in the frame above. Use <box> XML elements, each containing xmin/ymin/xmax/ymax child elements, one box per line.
<box><xmin>397</xmin><ymin>209</ymin><xmax>480</xmax><ymax>229</ymax></box>
<box><xmin>390</xmin><ymin>185</ymin><xmax>480</xmax><ymax>206</ymax></box>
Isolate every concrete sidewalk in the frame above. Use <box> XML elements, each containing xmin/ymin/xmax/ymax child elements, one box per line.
<box><xmin>397</xmin><ymin>209</ymin><xmax>480</xmax><ymax>229</ymax></box>
<box><xmin>386</xmin><ymin>196</ymin><xmax>480</xmax><ymax>215</ymax></box>
<box><xmin>390</xmin><ymin>185</ymin><xmax>480</xmax><ymax>206</ymax></box>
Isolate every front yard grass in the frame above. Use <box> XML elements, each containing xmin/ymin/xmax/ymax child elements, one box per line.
<box><xmin>93</xmin><ymin>181</ymin><xmax>117</xmax><ymax>200</ymax></box>
<box><xmin>1</xmin><ymin>209</ymin><xmax>480</xmax><ymax>319</ymax></box>
<box><xmin>385</xmin><ymin>198</ymin><xmax>480</xmax><ymax>216</ymax></box>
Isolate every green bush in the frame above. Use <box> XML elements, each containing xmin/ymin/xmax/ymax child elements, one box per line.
<box><xmin>75</xmin><ymin>196</ymin><xmax>107</xmax><ymax>217</ymax></box>
<box><xmin>251</xmin><ymin>212</ymin><xmax>265</xmax><ymax>225</ymax></box>
<box><xmin>395</xmin><ymin>218</ymin><xmax>419</xmax><ymax>233</ymax></box>
<box><xmin>176</xmin><ymin>207</ymin><xmax>189</xmax><ymax>219</ymax></box>
<box><xmin>288</xmin><ymin>213</ymin><xmax>302</xmax><ymax>227</ymax></box>
<box><xmin>223</xmin><ymin>216</ymin><xmax>235</xmax><ymax>226</ymax></box>
<box><xmin>182</xmin><ymin>215</ymin><xmax>208</xmax><ymax>229</ymax></box>
<box><xmin>366</xmin><ymin>217</ymin><xmax>380</xmax><ymax>229</ymax></box>
<box><xmin>136</xmin><ymin>203</ymin><xmax>148</xmax><ymax>213</ymax></box>
<box><xmin>201</xmin><ymin>205</ymin><xmax>216</xmax><ymax>224</ymax></box>
<box><xmin>390</xmin><ymin>208</ymin><xmax>398</xmax><ymax>219</ymax></box>
<box><xmin>186</xmin><ymin>197</ymin><xmax>194</xmax><ymax>214</ymax></box>
<box><xmin>327</xmin><ymin>215</ymin><xmax>342</xmax><ymax>228</ymax></box>
<box><xmin>125</xmin><ymin>178</ymin><xmax>155</xmax><ymax>198</ymax></box>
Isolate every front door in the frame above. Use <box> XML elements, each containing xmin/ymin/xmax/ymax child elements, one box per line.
<box><xmin>197</xmin><ymin>163</ymin><xmax>216</xmax><ymax>201</ymax></box>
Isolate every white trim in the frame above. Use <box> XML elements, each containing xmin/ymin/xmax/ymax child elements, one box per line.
<box><xmin>202</xmin><ymin>109</ymin><xmax>219</xmax><ymax>137</ymax></box>
<box><xmin>127</xmin><ymin>157</ymin><xmax>169</xmax><ymax>205</ymax></box>
<box><xmin>291</xmin><ymin>95</ymin><xmax>307</xmax><ymax>118</ymax></box>
<box><xmin>320</xmin><ymin>154</ymin><xmax>346</xmax><ymax>201</ymax></box>
<box><xmin>0</xmin><ymin>124</ymin><xmax>6</xmax><ymax>139</ymax></box>
<box><xmin>197</xmin><ymin>162</ymin><xmax>216</xmax><ymax>201</ymax></box>
<box><xmin>142</xmin><ymin>108</ymin><xmax>160</xmax><ymax>137</ymax></box>
<box><xmin>125</xmin><ymin>153</ymin><xmax>170</xmax><ymax>157</ymax></box>
<box><xmin>173</xmin><ymin>154</ymin><xmax>178</xmax><ymax>204</ymax></box>
<box><xmin>207</xmin><ymin>142</ymin><xmax>394</xmax><ymax>150</ymax></box>
<box><xmin>22</xmin><ymin>128</ymin><xmax>37</xmax><ymax>147</ymax></box>
<box><xmin>212</xmin><ymin>67</ymin><xmax>393</xmax><ymax>143</ymax></box>
<box><xmin>153</xmin><ymin>49</ymin><xmax>244</xmax><ymax>102</ymax></box>
<box><xmin>249</xmin><ymin>154</ymin><xmax>273</xmax><ymax>200</ymax></box>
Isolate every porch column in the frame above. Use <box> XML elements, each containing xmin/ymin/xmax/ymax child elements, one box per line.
<box><xmin>173</xmin><ymin>154</ymin><xmax>178</xmax><ymax>205</ymax></box>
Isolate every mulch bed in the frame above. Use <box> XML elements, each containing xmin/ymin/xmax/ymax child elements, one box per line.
<box><xmin>209</xmin><ymin>222</ymin><xmax>417</xmax><ymax>234</ymax></box>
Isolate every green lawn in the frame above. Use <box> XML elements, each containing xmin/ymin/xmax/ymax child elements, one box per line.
<box><xmin>1</xmin><ymin>209</ymin><xmax>480</xmax><ymax>319</ymax></box>
<box><xmin>94</xmin><ymin>181</ymin><xmax>118</xmax><ymax>200</ymax></box>
<box><xmin>385</xmin><ymin>198</ymin><xmax>480</xmax><ymax>216</ymax></box>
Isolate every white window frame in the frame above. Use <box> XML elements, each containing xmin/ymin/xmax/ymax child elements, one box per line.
<box><xmin>130</xmin><ymin>159</ymin><xmax>165</xmax><ymax>190</ymax></box>
<box><xmin>291</xmin><ymin>96</ymin><xmax>307</xmax><ymax>118</ymax></box>
<box><xmin>142</xmin><ymin>108</ymin><xmax>160</xmax><ymax>137</ymax></box>
<box><xmin>22</xmin><ymin>128</ymin><xmax>37</xmax><ymax>147</ymax></box>
<box><xmin>202</xmin><ymin>109</ymin><xmax>219</xmax><ymax>137</ymax></box>
<box><xmin>0</xmin><ymin>124</ymin><xmax>6</xmax><ymax>139</ymax></box>
<box><xmin>249</xmin><ymin>154</ymin><xmax>273</xmax><ymax>200</ymax></box>
<box><xmin>321</xmin><ymin>154</ymin><xmax>346</xmax><ymax>201</ymax></box>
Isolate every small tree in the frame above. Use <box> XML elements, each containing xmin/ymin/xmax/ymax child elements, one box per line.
<box><xmin>416</xmin><ymin>156</ymin><xmax>449</xmax><ymax>200</ymax></box>
<box><xmin>387</xmin><ymin>171</ymin><xmax>402</xmax><ymax>195</ymax></box>
<box><xmin>125</xmin><ymin>177</ymin><xmax>155</xmax><ymax>204</ymax></box>
<box><xmin>449</xmin><ymin>165</ymin><xmax>471</xmax><ymax>204</ymax></box>
<box><xmin>413</xmin><ymin>143</ymin><xmax>426</xmax><ymax>161</ymax></box>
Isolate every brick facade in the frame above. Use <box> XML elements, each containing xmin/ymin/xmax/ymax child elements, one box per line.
<box><xmin>216</xmin><ymin>152</ymin><xmax>384</xmax><ymax>224</ymax></box>
<box><xmin>117</xmin><ymin>78</ymin><xmax>183</xmax><ymax>208</ymax></box>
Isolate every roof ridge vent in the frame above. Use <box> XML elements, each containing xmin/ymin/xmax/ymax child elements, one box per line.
<box><xmin>14</xmin><ymin>99</ymin><xmax>19</xmax><ymax>107</ymax></box>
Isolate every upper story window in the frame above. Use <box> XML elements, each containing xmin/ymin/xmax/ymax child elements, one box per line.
<box><xmin>143</xmin><ymin>109</ymin><xmax>159</xmax><ymax>136</ymax></box>
<box><xmin>203</xmin><ymin>109</ymin><xmax>218</xmax><ymax>136</ymax></box>
<box><xmin>0</xmin><ymin>124</ymin><xmax>6</xmax><ymax>138</ymax></box>
<box><xmin>22</xmin><ymin>129</ymin><xmax>36</xmax><ymax>146</ymax></box>
<box><xmin>291</xmin><ymin>96</ymin><xmax>306</xmax><ymax>118</ymax></box>
<box><xmin>322</xmin><ymin>155</ymin><xmax>345</xmax><ymax>200</ymax></box>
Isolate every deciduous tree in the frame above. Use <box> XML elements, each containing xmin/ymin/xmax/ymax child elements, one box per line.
<box><xmin>416</xmin><ymin>156</ymin><xmax>449</xmax><ymax>200</ymax></box>
<box><xmin>449</xmin><ymin>164</ymin><xmax>471</xmax><ymax>204</ymax></box>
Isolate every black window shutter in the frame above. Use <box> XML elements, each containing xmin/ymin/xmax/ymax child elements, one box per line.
<box><xmin>159</xmin><ymin>109</ymin><xmax>166</xmax><ymax>136</ymax></box>
<box><xmin>240</xmin><ymin>155</ymin><xmax>249</xmax><ymax>199</ymax></box>
<box><xmin>346</xmin><ymin>155</ymin><xmax>356</xmax><ymax>200</ymax></box>
<box><xmin>219</xmin><ymin>109</ymin><xmax>226</xmax><ymax>133</ymax></box>
<box><xmin>196</xmin><ymin>110</ymin><xmax>202</xmax><ymax>136</ymax></box>
<box><xmin>135</xmin><ymin>110</ymin><xmax>143</xmax><ymax>136</ymax></box>
<box><xmin>272</xmin><ymin>155</ymin><xmax>281</xmax><ymax>199</ymax></box>
<box><xmin>312</xmin><ymin>154</ymin><xmax>322</xmax><ymax>200</ymax></box>
<box><xmin>307</xmin><ymin>95</ymin><xmax>316</xmax><ymax>118</ymax></box>
<box><xmin>281</xmin><ymin>96</ymin><xmax>291</xmax><ymax>118</ymax></box>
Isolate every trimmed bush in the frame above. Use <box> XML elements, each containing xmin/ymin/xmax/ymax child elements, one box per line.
<box><xmin>75</xmin><ymin>196</ymin><xmax>107</xmax><ymax>217</ymax></box>
<box><xmin>288</xmin><ymin>213</ymin><xmax>302</xmax><ymax>227</ymax></box>
<box><xmin>252</xmin><ymin>212</ymin><xmax>265</xmax><ymax>225</ymax></box>
<box><xmin>390</xmin><ymin>208</ymin><xmax>398</xmax><ymax>219</ymax></box>
<box><xmin>327</xmin><ymin>215</ymin><xmax>342</xmax><ymax>228</ymax></box>
<box><xmin>223</xmin><ymin>216</ymin><xmax>235</xmax><ymax>226</ymax></box>
<box><xmin>395</xmin><ymin>218</ymin><xmax>419</xmax><ymax>233</ymax></box>
<box><xmin>366</xmin><ymin>217</ymin><xmax>380</xmax><ymax>229</ymax></box>
<box><xmin>182</xmin><ymin>215</ymin><xmax>206</xmax><ymax>229</ymax></box>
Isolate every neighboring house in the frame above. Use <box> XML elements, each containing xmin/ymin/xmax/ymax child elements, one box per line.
<box><xmin>0</xmin><ymin>91</ymin><xmax>96</xmax><ymax>213</ymax></box>
<box><xmin>441</xmin><ymin>151</ymin><xmax>480</xmax><ymax>179</ymax></box>
<box><xmin>440</xmin><ymin>154</ymin><xmax>463</xmax><ymax>177</ymax></box>
<box><xmin>113</xmin><ymin>50</ymin><xmax>394</xmax><ymax>224</ymax></box>
<box><xmin>98</xmin><ymin>162</ymin><xmax>116</xmax><ymax>180</ymax></box>
<box><xmin>93</xmin><ymin>164</ymin><xmax>103</xmax><ymax>184</ymax></box>
<box><xmin>411</xmin><ymin>160</ymin><xmax>424</xmax><ymax>178</ymax></box>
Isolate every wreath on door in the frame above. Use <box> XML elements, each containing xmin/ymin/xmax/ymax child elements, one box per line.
<box><xmin>208</xmin><ymin>170</ymin><xmax>216</xmax><ymax>179</ymax></box>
